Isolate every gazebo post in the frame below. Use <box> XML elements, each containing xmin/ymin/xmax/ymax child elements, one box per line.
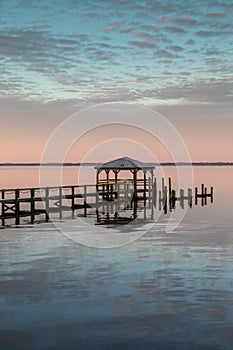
<box><xmin>143</xmin><ymin>170</ymin><xmax>147</xmax><ymax>201</ymax></box>
<box><xmin>113</xmin><ymin>170</ymin><xmax>118</xmax><ymax>197</ymax></box>
<box><xmin>106</xmin><ymin>169</ymin><xmax>110</xmax><ymax>199</ymax></box>
<box><xmin>114</xmin><ymin>170</ymin><xmax>118</xmax><ymax>183</ymax></box>
<box><xmin>133</xmin><ymin>169</ymin><xmax>137</xmax><ymax>200</ymax></box>
<box><xmin>106</xmin><ymin>169</ymin><xmax>109</xmax><ymax>183</ymax></box>
<box><xmin>96</xmin><ymin>169</ymin><xmax>101</xmax><ymax>191</ymax></box>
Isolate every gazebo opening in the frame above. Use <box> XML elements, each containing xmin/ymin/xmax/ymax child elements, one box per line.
<box><xmin>95</xmin><ymin>156</ymin><xmax>155</xmax><ymax>201</ymax></box>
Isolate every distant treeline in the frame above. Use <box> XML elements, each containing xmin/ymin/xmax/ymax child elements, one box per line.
<box><xmin>0</xmin><ymin>162</ymin><xmax>233</xmax><ymax>167</ymax></box>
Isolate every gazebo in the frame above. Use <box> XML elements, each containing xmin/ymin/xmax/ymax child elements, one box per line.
<box><xmin>95</xmin><ymin>156</ymin><xmax>155</xmax><ymax>199</ymax></box>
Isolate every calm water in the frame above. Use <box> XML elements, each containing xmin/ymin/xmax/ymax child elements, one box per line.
<box><xmin>0</xmin><ymin>166</ymin><xmax>233</xmax><ymax>349</ymax></box>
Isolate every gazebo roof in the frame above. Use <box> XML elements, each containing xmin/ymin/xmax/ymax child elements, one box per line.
<box><xmin>95</xmin><ymin>156</ymin><xmax>155</xmax><ymax>171</ymax></box>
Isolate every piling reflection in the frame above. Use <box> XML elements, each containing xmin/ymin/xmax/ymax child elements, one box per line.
<box><xmin>94</xmin><ymin>179</ymin><xmax>214</xmax><ymax>226</ymax></box>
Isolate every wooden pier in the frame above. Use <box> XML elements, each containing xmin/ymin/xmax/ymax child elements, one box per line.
<box><xmin>0</xmin><ymin>178</ymin><xmax>214</xmax><ymax>227</ymax></box>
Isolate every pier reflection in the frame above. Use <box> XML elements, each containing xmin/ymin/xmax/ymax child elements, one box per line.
<box><xmin>0</xmin><ymin>178</ymin><xmax>214</xmax><ymax>227</ymax></box>
<box><xmin>94</xmin><ymin>180</ymin><xmax>214</xmax><ymax>227</ymax></box>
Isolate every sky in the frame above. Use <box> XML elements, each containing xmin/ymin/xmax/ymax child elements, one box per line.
<box><xmin>0</xmin><ymin>0</ymin><xmax>233</xmax><ymax>163</ymax></box>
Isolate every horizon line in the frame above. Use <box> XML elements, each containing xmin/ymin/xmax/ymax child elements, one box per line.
<box><xmin>0</xmin><ymin>162</ymin><xmax>233</xmax><ymax>167</ymax></box>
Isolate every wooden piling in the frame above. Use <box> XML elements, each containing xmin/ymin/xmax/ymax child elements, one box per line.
<box><xmin>153</xmin><ymin>178</ymin><xmax>157</xmax><ymax>208</ymax></box>
<box><xmin>188</xmin><ymin>188</ymin><xmax>192</xmax><ymax>208</ymax></box>
<box><xmin>159</xmin><ymin>190</ymin><xmax>162</xmax><ymax>211</ymax></box>
<box><xmin>30</xmin><ymin>188</ymin><xmax>35</xmax><ymax>224</ymax></box>
<box><xmin>210</xmin><ymin>186</ymin><xmax>213</xmax><ymax>203</ymax></box>
<box><xmin>201</xmin><ymin>184</ymin><xmax>205</xmax><ymax>206</ymax></box>
<box><xmin>15</xmin><ymin>189</ymin><xmax>20</xmax><ymax>225</ymax></box>
<box><xmin>195</xmin><ymin>187</ymin><xmax>198</xmax><ymax>205</ymax></box>
<box><xmin>1</xmin><ymin>190</ymin><xmax>5</xmax><ymax>226</ymax></box>
<box><xmin>162</xmin><ymin>177</ymin><xmax>165</xmax><ymax>193</ymax></box>
<box><xmin>59</xmin><ymin>187</ymin><xmax>63</xmax><ymax>220</ymax></box>
<box><xmin>180</xmin><ymin>189</ymin><xmax>184</xmax><ymax>209</ymax></box>
<box><xmin>45</xmin><ymin>187</ymin><xmax>49</xmax><ymax>222</ymax></box>
<box><xmin>84</xmin><ymin>185</ymin><xmax>87</xmax><ymax>217</ymax></box>
<box><xmin>148</xmin><ymin>177</ymin><xmax>152</xmax><ymax>201</ymax></box>
<box><xmin>71</xmin><ymin>186</ymin><xmax>75</xmax><ymax>218</ymax></box>
<box><xmin>204</xmin><ymin>187</ymin><xmax>207</xmax><ymax>205</ymax></box>
<box><xmin>170</xmin><ymin>189</ymin><xmax>176</xmax><ymax>209</ymax></box>
<box><xmin>163</xmin><ymin>186</ymin><xmax>167</xmax><ymax>214</ymax></box>
<box><xmin>168</xmin><ymin>177</ymin><xmax>172</xmax><ymax>199</ymax></box>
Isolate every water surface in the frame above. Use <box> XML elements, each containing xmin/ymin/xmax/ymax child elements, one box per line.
<box><xmin>0</xmin><ymin>167</ymin><xmax>233</xmax><ymax>349</ymax></box>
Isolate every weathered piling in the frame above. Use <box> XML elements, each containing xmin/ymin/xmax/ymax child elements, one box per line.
<box><xmin>1</xmin><ymin>190</ymin><xmax>5</xmax><ymax>226</ymax></box>
<box><xmin>15</xmin><ymin>189</ymin><xmax>20</xmax><ymax>225</ymax></box>
<box><xmin>45</xmin><ymin>187</ymin><xmax>49</xmax><ymax>222</ymax></box>
<box><xmin>30</xmin><ymin>188</ymin><xmax>35</xmax><ymax>224</ymax></box>
<box><xmin>195</xmin><ymin>184</ymin><xmax>213</xmax><ymax>206</ymax></box>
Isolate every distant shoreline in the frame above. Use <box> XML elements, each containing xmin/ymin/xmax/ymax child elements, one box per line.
<box><xmin>0</xmin><ymin>162</ymin><xmax>233</xmax><ymax>167</ymax></box>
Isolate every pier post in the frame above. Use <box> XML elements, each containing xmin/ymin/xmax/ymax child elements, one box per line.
<box><xmin>15</xmin><ymin>189</ymin><xmax>20</xmax><ymax>225</ymax></box>
<box><xmin>180</xmin><ymin>189</ymin><xmax>184</xmax><ymax>209</ymax></box>
<box><xmin>162</xmin><ymin>177</ymin><xmax>165</xmax><ymax>193</ymax></box>
<box><xmin>148</xmin><ymin>177</ymin><xmax>152</xmax><ymax>206</ymax></box>
<box><xmin>153</xmin><ymin>178</ymin><xmax>157</xmax><ymax>208</ymax></box>
<box><xmin>143</xmin><ymin>171</ymin><xmax>147</xmax><ymax>201</ymax></box>
<box><xmin>163</xmin><ymin>186</ymin><xmax>167</xmax><ymax>214</ymax></box>
<box><xmin>188</xmin><ymin>188</ymin><xmax>192</xmax><ymax>208</ymax></box>
<box><xmin>45</xmin><ymin>187</ymin><xmax>49</xmax><ymax>222</ymax></box>
<box><xmin>71</xmin><ymin>186</ymin><xmax>75</xmax><ymax>218</ymax></box>
<box><xmin>204</xmin><ymin>187</ymin><xmax>207</xmax><ymax>205</ymax></box>
<box><xmin>201</xmin><ymin>184</ymin><xmax>205</xmax><ymax>206</ymax></box>
<box><xmin>210</xmin><ymin>186</ymin><xmax>213</xmax><ymax>203</ymax></box>
<box><xmin>59</xmin><ymin>187</ymin><xmax>62</xmax><ymax>220</ymax></box>
<box><xmin>84</xmin><ymin>185</ymin><xmax>87</xmax><ymax>217</ymax></box>
<box><xmin>170</xmin><ymin>189</ymin><xmax>176</xmax><ymax>209</ymax></box>
<box><xmin>95</xmin><ymin>186</ymin><xmax>99</xmax><ymax>211</ymax></box>
<box><xmin>195</xmin><ymin>187</ymin><xmax>198</xmax><ymax>205</ymax></box>
<box><xmin>1</xmin><ymin>190</ymin><xmax>5</xmax><ymax>226</ymax></box>
<box><xmin>168</xmin><ymin>177</ymin><xmax>172</xmax><ymax>200</ymax></box>
<box><xmin>30</xmin><ymin>188</ymin><xmax>35</xmax><ymax>224</ymax></box>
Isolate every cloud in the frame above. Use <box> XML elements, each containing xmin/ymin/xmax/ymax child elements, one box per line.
<box><xmin>128</xmin><ymin>41</ymin><xmax>157</xmax><ymax>49</ymax></box>
<box><xmin>142</xmin><ymin>25</ymin><xmax>159</xmax><ymax>32</ymax></box>
<box><xmin>136</xmin><ymin>76</ymin><xmax>150</xmax><ymax>83</ymax></box>
<box><xmin>173</xmin><ymin>17</ymin><xmax>199</xmax><ymax>26</ymax></box>
<box><xmin>108</xmin><ymin>20</ymin><xmax>124</xmax><ymax>27</ymax></box>
<box><xmin>195</xmin><ymin>30</ymin><xmax>228</xmax><ymax>37</ymax></box>
<box><xmin>168</xmin><ymin>45</ymin><xmax>184</xmax><ymax>52</ymax></box>
<box><xmin>156</xmin><ymin>49</ymin><xmax>174</xmax><ymax>58</ymax></box>
<box><xmin>1</xmin><ymin>0</ymin><xmax>233</xmax><ymax>108</ymax></box>
<box><xmin>144</xmin><ymin>78</ymin><xmax>233</xmax><ymax>105</ymax></box>
<box><xmin>132</xmin><ymin>32</ymin><xmax>158</xmax><ymax>41</ymax></box>
<box><xmin>179</xmin><ymin>72</ymin><xmax>191</xmax><ymax>76</ymax></box>
<box><xmin>186</xmin><ymin>39</ymin><xmax>195</xmax><ymax>45</ymax></box>
<box><xmin>205</xmin><ymin>12</ymin><xmax>225</xmax><ymax>17</ymax></box>
<box><xmin>163</xmin><ymin>26</ymin><xmax>187</xmax><ymax>34</ymax></box>
<box><xmin>101</xmin><ymin>27</ymin><xmax>113</xmax><ymax>33</ymax></box>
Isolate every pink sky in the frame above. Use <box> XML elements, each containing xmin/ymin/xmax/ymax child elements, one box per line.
<box><xmin>1</xmin><ymin>99</ymin><xmax>232</xmax><ymax>163</ymax></box>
